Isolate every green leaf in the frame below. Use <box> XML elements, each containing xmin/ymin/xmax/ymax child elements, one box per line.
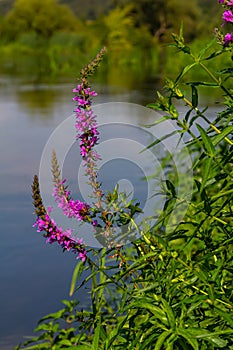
<box><xmin>191</xmin><ymin>84</ymin><xmax>198</xmax><ymax>108</ymax></box>
<box><xmin>16</xmin><ymin>343</ymin><xmax>51</xmax><ymax>350</ymax></box>
<box><xmin>166</xmin><ymin>180</ymin><xmax>177</xmax><ymax>198</ymax></box>
<box><xmin>69</xmin><ymin>260</ymin><xmax>85</xmax><ymax>296</ymax></box>
<box><xmin>200</xmin><ymin>157</ymin><xmax>212</xmax><ymax>192</ymax></box>
<box><xmin>219</xmin><ymin>67</ymin><xmax>233</xmax><ymax>74</ymax></box>
<box><xmin>92</xmin><ymin>317</ymin><xmax>101</xmax><ymax>350</ymax></box>
<box><xmin>186</xmin><ymin>81</ymin><xmax>218</xmax><ymax>87</ymax></box>
<box><xmin>184</xmin><ymin>109</ymin><xmax>193</xmax><ymax>123</ymax></box>
<box><xmin>154</xmin><ymin>330</ymin><xmax>172</xmax><ymax>350</ymax></box>
<box><xmin>128</xmin><ymin>301</ymin><xmax>169</xmax><ymax>326</ymax></box>
<box><xmin>187</xmin><ymin>328</ymin><xmax>229</xmax><ymax>348</ymax></box>
<box><xmin>177</xmin><ymin>328</ymin><xmax>199</xmax><ymax>350</ymax></box>
<box><xmin>166</xmin><ymin>333</ymin><xmax>177</xmax><ymax>350</ymax></box>
<box><xmin>103</xmin><ymin>315</ymin><xmax>128</xmax><ymax>349</ymax></box>
<box><xmin>205</xmin><ymin>335</ymin><xmax>228</xmax><ymax>348</ymax></box>
<box><xmin>60</xmin><ymin>339</ymin><xmax>74</xmax><ymax>345</ymax></box>
<box><xmin>203</xmin><ymin>50</ymin><xmax>223</xmax><ymax>60</ymax></box>
<box><xmin>34</xmin><ymin>322</ymin><xmax>59</xmax><ymax>332</ymax></box>
<box><xmin>214</xmin><ymin>307</ymin><xmax>233</xmax><ymax>327</ymax></box>
<box><xmin>117</xmin><ymin>251</ymin><xmax>157</xmax><ymax>279</ymax></box>
<box><xmin>138</xmin><ymin>331</ymin><xmax>160</xmax><ymax>350</ymax></box>
<box><xmin>212</xmin><ymin>125</ymin><xmax>233</xmax><ymax>146</ymax></box>
<box><xmin>38</xmin><ymin>309</ymin><xmax>65</xmax><ymax>322</ymax></box>
<box><xmin>175</xmin><ymin>63</ymin><xmax>197</xmax><ymax>84</ymax></box>
<box><xmin>142</xmin><ymin>115</ymin><xmax>170</xmax><ymax>126</ymax></box>
<box><xmin>161</xmin><ymin>299</ymin><xmax>176</xmax><ymax>329</ymax></box>
<box><xmin>66</xmin><ymin>346</ymin><xmax>91</xmax><ymax>350</ymax></box>
<box><xmin>198</xmin><ymin>38</ymin><xmax>217</xmax><ymax>59</ymax></box>
<box><xmin>144</xmin><ymin>130</ymin><xmax>178</xmax><ymax>150</ymax></box>
<box><xmin>196</xmin><ymin>124</ymin><xmax>216</xmax><ymax>157</ymax></box>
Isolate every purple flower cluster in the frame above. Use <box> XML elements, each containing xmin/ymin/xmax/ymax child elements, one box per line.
<box><xmin>219</xmin><ymin>0</ymin><xmax>233</xmax><ymax>45</ymax></box>
<box><xmin>73</xmin><ymin>81</ymin><xmax>104</xmax><ymax>206</ymax></box>
<box><xmin>224</xmin><ymin>32</ymin><xmax>233</xmax><ymax>44</ymax></box>
<box><xmin>53</xmin><ymin>179</ymin><xmax>90</xmax><ymax>221</ymax></box>
<box><xmin>73</xmin><ymin>84</ymin><xmax>99</xmax><ymax>158</ymax></box>
<box><xmin>33</xmin><ymin>207</ymin><xmax>86</xmax><ymax>261</ymax></box>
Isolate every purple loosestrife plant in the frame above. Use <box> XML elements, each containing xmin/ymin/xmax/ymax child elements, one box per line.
<box><xmin>32</xmin><ymin>48</ymin><xmax>106</xmax><ymax>261</ymax></box>
<box><xmin>32</xmin><ymin>47</ymin><xmax>141</xmax><ymax>255</ymax></box>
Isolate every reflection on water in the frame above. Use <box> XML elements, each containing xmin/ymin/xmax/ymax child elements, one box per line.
<box><xmin>17</xmin><ymin>86</ymin><xmax>60</xmax><ymax>118</ymax></box>
<box><xmin>0</xmin><ymin>75</ymin><xmax>162</xmax><ymax>349</ymax></box>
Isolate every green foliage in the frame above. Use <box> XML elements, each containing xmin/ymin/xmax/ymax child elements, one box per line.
<box><xmin>0</xmin><ymin>0</ymin><xmax>225</xmax><ymax>82</ymax></box>
<box><xmin>2</xmin><ymin>0</ymin><xmax>78</xmax><ymax>40</ymax></box>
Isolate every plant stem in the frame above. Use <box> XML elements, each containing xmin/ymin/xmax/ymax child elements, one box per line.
<box><xmin>199</xmin><ymin>62</ymin><xmax>233</xmax><ymax>99</ymax></box>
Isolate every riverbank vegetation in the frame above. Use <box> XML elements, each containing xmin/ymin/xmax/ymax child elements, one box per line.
<box><xmin>7</xmin><ymin>0</ymin><xmax>233</xmax><ymax>350</ymax></box>
<box><xmin>14</xmin><ymin>0</ymin><xmax>233</xmax><ymax>347</ymax></box>
<box><xmin>0</xmin><ymin>0</ymin><xmax>228</xmax><ymax>84</ymax></box>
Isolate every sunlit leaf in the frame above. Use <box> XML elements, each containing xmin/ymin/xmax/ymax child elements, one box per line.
<box><xmin>212</xmin><ymin>125</ymin><xmax>233</xmax><ymax>145</ymax></box>
<box><xmin>154</xmin><ymin>330</ymin><xmax>172</xmax><ymax>350</ymax></box>
<box><xmin>177</xmin><ymin>328</ymin><xmax>199</xmax><ymax>350</ymax></box>
<box><xmin>161</xmin><ymin>298</ymin><xmax>175</xmax><ymax>329</ymax></box>
<box><xmin>196</xmin><ymin>124</ymin><xmax>216</xmax><ymax>157</ymax></box>
<box><xmin>69</xmin><ymin>260</ymin><xmax>85</xmax><ymax>296</ymax></box>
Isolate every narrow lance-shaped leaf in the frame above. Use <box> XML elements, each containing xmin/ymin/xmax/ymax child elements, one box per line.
<box><xmin>212</xmin><ymin>125</ymin><xmax>233</xmax><ymax>145</ymax></box>
<box><xmin>175</xmin><ymin>63</ymin><xmax>197</xmax><ymax>85</ymax></box>
<box><xmin>198</xmin><ymin>38</ymin><xmax>218</xmax><ymax>59</ymax></box>
<box><xmin>69</xmin><ymin>260</ymin><xmax>85</xmax><ymax>296</ymax></box>
<box><xmin>166</xmin><ymin>180</ymin><xmax>177</xmax><ymax>198</ymax></box>
<box><xmin>177</xmin><ymin>328</ymin><xmax>199</xmax><ymax>350</ymax></box>
<box><xmin>191</xmin><ymin>84</ymin><xmax>198</xmax><ymax>108</ymax></box>
<box><xmin>200</xmin><ymin>157</ymin><xmax>212</xmax><ymax>192</ymax></box>
<box><xmin>161</xmin><ymin>298</ymin><xmax>176</xmax><ymax>329</ymax></box>
<box><xmin>91</xmin><ymin>316</ymin><xmax>101</xmax><ymax>350</ymax></box>
<box><xmin>196</xmin><ymin>124</ymin><xmax>216</xmax><ymax>157</ymax></box>
<box><xmin>154</xmin><ymin>330</ymin><xmax>172</xmax><ymax>350</ymax></box>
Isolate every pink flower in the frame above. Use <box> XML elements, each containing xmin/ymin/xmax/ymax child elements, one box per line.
<box><xmin>223</xmin><ymin>10</ymin><xmax>233</xmax><ymax>23</ymax></box>
<box><xmin>53</xmin><ymin>180</ymin><xmax>90</xmax><ymax>220</ymax></box>
<box><xmin>224</xmin><ymin>32</ymin><xmax>233</xmax><ymax>45</ymax></box>
<box><xmin>33</xmin><ymin>209</ymin><xmax>86</xmax><ymax>260</ymax></box>
<box><xmin>78</xmin><ymin>251</ymin><xmax>87</xmax><ymax>262</ymax></box>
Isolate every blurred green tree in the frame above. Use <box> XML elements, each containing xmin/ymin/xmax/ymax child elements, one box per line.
<box><xmin>2</xmin><ymin>0</ymin><xmax>78</xmax><ymax>40</ymax></box>
<box><xmin>99</xmin><ymin>4</ymin><xmax>152</xmax><ymax>65</ymax></box>
<box><xmin>104</xmin><ymin>5</ymin><xmax>135</xmax><ymax>52</ymax></box>
<box><xmin>111</xmin><ymin>0</ymin><xmax>203</xmax><ymax>42</ymax></box>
